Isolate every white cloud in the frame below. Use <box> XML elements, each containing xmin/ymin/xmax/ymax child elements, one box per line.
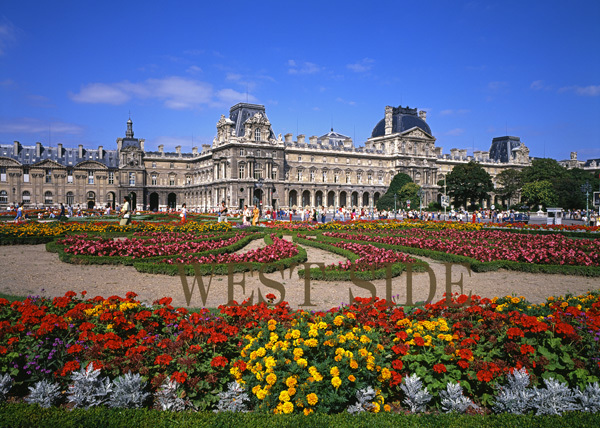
<box><xmin>287</xmin><ymin>60</ymin><xmax>320</xmax><ymax>75</ymax></box>
<box><xmin>0</xmin><ymin>18</ymin><xmax>18</xmax><ymax>55</ymax></box>
<box><xmin>186</xmin><ymin>65</ymin><xmax>203</xmax><ymax>74</ymax></box>
<box><xmin>559</xmin><ymin>85</ymin><xmax>600</xmax><ymax>97</ymax></box>
<box><xmin>346</xmin><ymin>58</ymin><xmax>374</xmax><ymax>73</ymax></box>
<box><xmin>530</xmin><ymin>80</ymin><xmax>544</xmax><ymax>90</ymax></box>
<box><xmin>216</xmin><ymin>88</ymin><xmax>256</xmax><ymax>105</ymax></box>
<box><xmin>440</xmin><ymin>109</ymin><xmax>470</xmax><ymax>116</ymax></box>
<box><xmin>336</xmin><ymin>97</ymin><xmax>356</xmax><ymax>106</ymax></box>
<box><xmin>0</xmin><ymin>117</ymin><xmax>83</xmax><ymax>135</ymax></box>
<box><xmin>70</xmin><ymin>77</ymin><xmax>227</xmax><ymax>109</ymax></box>
<box><xmin>226</xmin><ymin>73</ymin><xmax>242</xmax><ymax>81</ymax></box>
<box><xmin>445</xmin><ymin>128</ymin><xmax>465</xmax><ymax>136</ymax></box>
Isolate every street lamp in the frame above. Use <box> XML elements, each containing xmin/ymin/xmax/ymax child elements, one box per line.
<box><xmin>417</xmin><ymin>188</ymin><xmax>425</xmax><ymax>217</ymax></box>
<box><xmin>394</xmin><ymin>193</ymin><xmax>397</xmax><ymax>219</ymax></box>
<box><xmin>581</xmin><ymin>181</ymin><xmax>592</xmax><ymax>224</ymax></box>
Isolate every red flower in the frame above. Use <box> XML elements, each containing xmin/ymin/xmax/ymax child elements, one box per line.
<box><xmin>58</xmin><ymin>360</ymin><xmax>80</xmax><ymax>376</ymax></box>
<box><xmin>520</xmin><ymin>344</ymin><xmax>535</xmax><ymax>355</ymax></box>
<box><xmin>433</xmin><ymin>363</ymin><xmax>447</xmax><ymax>374</ymax></box>
<box><xmin>67</xmin><ymin>344</ymin><xmax>83</xmax><ymax>354</ymax></box>
<box><xmin>155</xmin><ymin>354</ymin><xmax>173</xmax><ymax>366</ymax></box>
<box><xmin>392</xmin><ymin>359</ymin><xmax>404</xmax><ymax>371</ymax></box>
<box><xmin>457</xmin><ymin>360</ymin><xmax>470</xmax><ymax>369</ymax></box>
<box><xmin>457</xmin><ymin>348</ymin><xmax>473</xmax><ymax>360</ymax></box>
<box><xmin>507</xmin><ymin>327</ymin><xmax>524</xmax><ymax>339</ymax></box>
<box><xmin>211</xmin><ymin>356</ymin><xmax>228</xmax><ymax>368</ymax></box>
<box><xmin>477</xmin><ymin>369</ymin><xmax>493</xmax><ymax>382</ymax></box>
<box><xmin>171</xmin><ymin>371</ymin><xmax>187</xmax><ymax>384</ymax></box>
<box><xmin>414</xmin><ymin>337</ymin><xmax>425</xmax><ymax>347</ymax></box>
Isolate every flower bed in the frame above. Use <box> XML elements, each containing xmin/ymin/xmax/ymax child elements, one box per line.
<box><xmin>2</xmin><ymin>290</ymin><xmax>598</xmax><ymax>414</ymax></box>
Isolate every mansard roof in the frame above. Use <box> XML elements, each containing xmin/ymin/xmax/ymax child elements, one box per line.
<box><xmin>0</xmin><ymin>143</ymin><xmax>119</xmax><ymax>168</ymax></box>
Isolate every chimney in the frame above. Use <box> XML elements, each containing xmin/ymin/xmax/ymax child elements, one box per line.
<box><xmin>202</xmin><ymin>144</ymin><xmax>211</xmax><ymax>152</ymax></box>
<box><xmin>284</xmin><ymin>133</ymin><xmax>293</xmax><ymax>143</ymax></box>
<box><xmin>78</xmin><ymin>144</ymin><xmax>83</xmax><ymax>158</ymax></box>
<box><xmin>139</xmin><ymin>139</ymin><xmax>145</xmax><ymax>151</ymax></box>
<box><xmin>192</xmin><ymin>146</ymin><xmax>198</xmax><ymax>155</ymax></box>
<box><xmin>344</xmin><ymin>138</ymin><xmax>353</xmax><ymax>148</ymax></box>
<box><xmin>158</xmin><ymin>144</ymin><xmax>164</xmax><ymax>156</ymax></box>
<box><xmin>419</xmin><ymin>110</ymin><xmax>427</xmax><ymax>122</ymax></box>
<box><xmin>175</xmin><ymin>145</ymin><xmax>181</xmax><ymax>157</ymax></box>
<box><xmin>435</xmin><ymin>147</ymin><xmax>442</xmax><ymax>156</ymax></box>
<box><xmin>36</xmin><ymin>142</ymin><xmax>42</xmax><ymax>158</ymax></box>
<box><xmin>57</xmin><ymin>143</ymin><xmax>63</xmax><ymax>157</ymax></box>
<box><xmin>98</xmin><ymin>146</ymin><xmax>103</xmax><ymax>160</ymax></box>
<box><xmin>384</xmin><ymin>106</ymin><xmax>393</xmax><ymax>135</ymax></box>
<box><xmin>13</xmin><ymin>141</ymin><xmax>20</xmax><ymax>155</ymax></box>
<box><xmin>450</xmin><ymin>148</ymin><xmax>459</xmax><ymax>158</ymax></box>
<box><xmin>297</xmin><ymin>134</ymin><xmax>305</xmax><ymax>144</ymax></box>
<box><xmin>309</xmin><ymin>136</ymin><xmax>318</xmax><ymax>145</ymax></box>
<box><xmin>321</xmin><ymin>137</ymin><xmax>329</xmax><ymax>146</ymax></box>
<box><xmin>459</xmin><ymin>149</ymin><xmax>467</xmax><ymax>158</ymax></box>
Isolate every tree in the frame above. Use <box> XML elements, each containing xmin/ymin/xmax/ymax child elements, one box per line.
<box><xmin>521</xmin><ymin>180</ymin><xmax>558</xmax><ymax>209</ymax></box>
<box><xmin>398</xmin><ymin>183</ymin><xmax>420</xmax><ymax>209</ymax></box>
<box><xmin>495</xmin><ymin>169</ymin><xmax>522</xmax><ymax>208</ymax></box>
<box><xmin>441</xmin><ymin>161</ymin><xmax>493</xmax><ymax>209</ymax></box>
<box><xmin>520</xmin><ymin>158</ymin><xmax>567</xmax><ymax>186</ymax></box>
<box><xmin>376</xmin><ymin>173</ymin><xmax>413</xmax><ymax>211</ymax></box>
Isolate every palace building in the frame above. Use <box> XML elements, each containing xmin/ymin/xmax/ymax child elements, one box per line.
<box><xmin>0</xmin><ymin>103</ymin><xmax>533</xmax><ymax>211</ymax></box>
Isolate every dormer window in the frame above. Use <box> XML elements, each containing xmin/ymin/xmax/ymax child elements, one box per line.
<box><xmin>255</xmin><ymin>129</ymin><xmax>261</xmax><ymax>142</ymax></box>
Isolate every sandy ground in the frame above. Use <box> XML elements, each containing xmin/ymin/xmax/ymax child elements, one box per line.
<box><xmin>1</xmin><ymin>240</ymin><xmax>599</xmax><ymax>311</ymax></box>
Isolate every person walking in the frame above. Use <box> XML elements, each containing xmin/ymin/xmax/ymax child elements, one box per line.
<box><xmin>180</xmin><ymin>203</ymin><xmax>187</xmax><ymax>224</ymax></box>
<box><xmin>119</xmin><ymin>196</ymin><xmax>131</xmax><ymax>226</ymax></box>
<box><xmin>252</xmin><ymin>205</ymin><xmax>260</xmax><ymax>226</ymax></box>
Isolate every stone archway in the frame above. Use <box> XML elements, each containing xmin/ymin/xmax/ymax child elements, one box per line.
<box><xmin>167</xmin><ymin>193</ymin><xmax>176</xmax><ymax>209</ymax></box>
<box><xmin>327</xmin><ymin>191</ymin><xmax>335</xmax><ymax>207</ymax></box>
<box><xmin>315</xmin><ymin>190</ymin><xmax>323</xmax><ymax>207</ymax></box>
<box><xmin>288</xmin><ymin>190</ymin><xmax>297</xmax><ymax>208</ymax></box>
<box><xmin>149</xmin><ymin>192</ymin><xmax>159</xmax><ymax>211</ymax></box>
<box><xmin>302</xmin><ymin>190</ymin><xmax>311</xmax><ymax>207</ymax></box>
<box><xmin>339</xmin><ymin>191</ymin><xmax>347</xmax><ymax>207</ymax></box>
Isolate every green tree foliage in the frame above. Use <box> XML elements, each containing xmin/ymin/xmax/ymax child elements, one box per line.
<box><xmin>520</xmin><ymin>158</ymin><xmax>567</xmax><ymax>185</ymax></box>
<box><xmin>398</xmin><ymin>183</ymin><xmax>421</xmax><ymax>209</ymax></box>
<box><xmin>521</xmin><ymin>180</ymin><xmax>558</xmax><ymax>209</ymax></box>
<box><xmin>376</xmin><ymin>173</ymin><xmax>413</xmax><ymax>211</ymax></box>
<box><xmin>495</xmin><ymin>169</ymin><xmax>522</xmax><ymax>208</ymax></box>
<box><xmin>440</xmin><ymin>161</ymin><xmax>493</xmax><ymax>209</ymax></box>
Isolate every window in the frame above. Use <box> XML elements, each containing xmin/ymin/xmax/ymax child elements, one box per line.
<box><xmin>322</xmin><ymin>171</ymin><xmax>327</xmax><ymax>182</ymax></box>
<box><xmin>271</xmin><ymin>167</ymin><xmax>277</xmax><ymax>180</ymax></box>
<box><xmin>378</xmin><ymin>175</ymin><xmax>383</xmax><ymax>185</ymax></box>
<box><xmin>170</xmin><ymin>162</ymin><xmax>174</xmax><ymax>169</ymax></box>
<box><xmin>151</xmin><ymin>174</ymin><xmax>157</xmax><ymax>185</ymax></box>
<box><xmin>239</xmin><ymin>164</ymin><xmax>245</xmax><ymax>179</ymax></box>
<box><xmin>22</xmin><ymin>191</ymin><xmax>30</xmax><ymax>204</ymax></box>
<box><xmin>0</xmin><ymin>190</ymin><xmax>7</xmax><ymax>203</ymax></box>
<box><xmin>67</xmin><ymin>169</ymin><xmax>73</xmax><ymax>183</ymax></box>
<box><xmin>88</xmin><ymin>170</ymin><xmax>94</xmax><ymax>184</ymax></box>
<box><xmin>108</xmin><ymin>171</ymin><xmax>114</xmax><ymax>184</ymax></box>
<box><xmin>186</xmin><ymin>163</ymin><xmax>190</xmax><ymax>169</ymax></box>
<box><xmin>297</xmin><ymin>170</ymin><xmax>303</xmax><ymax>181</ymax></box>
<box><xmin>186</xmin><ymin>176</ymin><xmax>191</xmax><ymax>185</ymax></box>
<box><xmin>346</xmin><ymin>158</ymin><xmax>350</xmax><ymax>164</ymax></box>
<box><xmin>311</xmin><ymin>156</ymin><xmax>315</xmax><ymax>162</ymax></box>
<box><xmin>298</xmin><ymin>155</ymin><xmax>302</xmax><ymax>162</ymax></box>
<box><xmin>310</xmin><ymin>171</ymin><xmax>315</xmax><ymax>182</ymax></box>
<box><xmin>44</xmin><ymin>191</ymin><xmax>53</xmax><ymax>205</ymax></box>
<box><xmin>129</xmin><ymin>172</ymin><xmax>135</xmax><ymax>186</ymax></box>
<box><xmin>357</xmin><ymin>173</ymin><xmax>362</xmax><ymax>184</ymax></box>
<box><xmin>0</xmin><ymin>167</ymin><xmax>5</xmax><ymax>182</ymax></box>
<box><xmin>334</xmin><ymin>173</ymin><xmax>339</xmax><ymax>183</ymax></box>
<box><xmin>66</xmin><ymin>192</ymin><xmax>74</xmax><ymax>205</ymax></box>
<box><xmin>169</xmin><ymin>176</ymin><xmax>175</xmax><ymax>186</ymax></box>
<box><xmin>323</xmin><ymin>157</ymin><xmax>327</xmax><ymax>163</ymax></box>
<box><xmin>254</xmin><ymin>165</ymin><xmax>263</xmax><ymax>180</ymax></box>
<box><xmin>255</xmin><ymin>129</ymin><xmax>261</xmax><ymax>142</ymax></box>
<box><xmin>346</xmin><ymin>173</ymin><xmax>351</xmax><ymax>184</ymax></box>
<box><xmin>152</xmin><ymin>161</ymin><xmax>156</xmax><ymax>168</ymax></box>
<box><xmin>368</xmin><ymin>173</ymin><xmax>373</xmax><ymax>184</ymax></box>
<box><xmin>240</xmin><ymin>148</ymin><xmax>244</xmax><ymax>156</ymax></box>
<box><xmin>45</xmin><ymin>169</ymin><xmax>52</xmax><ymax>183</ymax></box>
<box><xmin>23</xmin><ymin>168</ymin><xmax>29</xmax><ymax>183</ymax></box>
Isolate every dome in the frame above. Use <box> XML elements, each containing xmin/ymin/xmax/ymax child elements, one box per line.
<box><xmin>371</xmin><ymin>106</ymin><xmax>431</xmax><ymax>138</ymax></box>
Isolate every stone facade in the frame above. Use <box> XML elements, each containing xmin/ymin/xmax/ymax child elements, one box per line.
<box><xmin>0</xmin><ymin>103</ymin><xmax>534</xmax><ymax>211</ymax></box>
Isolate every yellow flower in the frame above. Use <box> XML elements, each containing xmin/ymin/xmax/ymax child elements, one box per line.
<box><xmin>256</xmin><ymin>347</ymin><xmax>266</xmax><ymax>357</ymax></box>
<box><xmin>350</xmin><ymin>360</ymin><xmax>358</xmax><ymax>370</ymax></box>
<box><xmin>297</xmin><ymin>358</ymin><xmax>307</xmax><ymax>368</ymax></box>
<box><xmin>288</xmin><ymin>387</ymin><xmax>296</xmax><ymax>396</ymax></box>
<box><xmin>281</xmin><ymin>401</ymin><xmax>294</xmax><ymax>414</ymax></box>
<box><xmin>279</xmin><ymin>390</ymin><xmax>291</xmax><ymax>402</ymax></box>
<box><xmin>384</xmin><ymin>404</ymin><xmax>391</xmax><ymax>412</ymax></box>
<box><xmin>266</xmin><ymin>373</ymin><xmax>277</xmax><ymax>385</ymax></box>
<box><xmin>286</xmin><ymin>376</ymin><xmax>297</xmax><ymax>388</ymax></box>
<box><xmin>306</xmin><ymin>393</ymin><xmax>319</xmax><ymax>406</ymax></box>
<box><xmin>331</xmin><ymin>376</ymin><xmax>342</xmax><ymax>389</ymax></box>
<box><xmin>334</xmin><ymin>316</ymin><xmax>344</xmax><ymax>326</ymax></box>
<box><xmin>330</xmin><ymin>366</ymin><xmax>340</xmax><ymax>377</ymax></box>
<box><xmin>371</xmin><ymin>402</ymin><xmax>380</xmax><ymax>413</ymax></box>
<box><xmin>291</xmin><ymin>329</ymin><xmax>301</xmax><ymax>339</ymax></box>
<box><xmin>348</xmin><ymin>374</ymin><xmax>356</xmax><ymax>382</ymax></box>
<box><xmin>380</xmin><ymin>368</ymin><xmax>391</xmax><ymax>380</ymax></box>
<box><xmin>256</xmin><ymin>389</ymin><xmax>267</xmax><ymax>400</ymax></box>
<box><xmin>303</xmin><ymin>408</ymin><xmax>313</xmax><ymax>415</ymax></box>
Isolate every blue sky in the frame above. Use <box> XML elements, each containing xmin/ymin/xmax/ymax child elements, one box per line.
<box><xmin>1</xmin><ymin>1</ymin><xmax>599</xmax><ymax>161</ymax></box>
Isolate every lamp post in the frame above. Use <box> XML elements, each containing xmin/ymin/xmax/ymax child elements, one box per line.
<box><xmin>418</xmin><ymin>188</ymin><xmax>425</xmax><ymax>217</ymax></box>
<box><xmin>581</xmin><ymin>181</ymin><xmax>592</xmax><ymax>225</ymax></box>
<box><xmin>394</xmin><ymin>193</ymin><xmax>397</xmax><ymax>219</ymax></box>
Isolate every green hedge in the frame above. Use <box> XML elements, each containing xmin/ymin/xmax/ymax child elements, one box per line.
<box><xmin>0</xmin><ymin>236</ymin><xmax>55</xmax><ymax>245</ymax></box>
<box><xmin>293</xmin><ymin>235</ymin><xmax>427</xmax><ymax>281</ymax></box>
<box><xmin>0</xmin><ymin>404</ymin><xmax>599</xmax><ymax>428</ymax></box>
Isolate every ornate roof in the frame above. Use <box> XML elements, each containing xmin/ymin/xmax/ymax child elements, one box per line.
<box><xmin>371</xmin><ymin>106</ymin><xmax>432</xmax><ymax>138</ymax></box>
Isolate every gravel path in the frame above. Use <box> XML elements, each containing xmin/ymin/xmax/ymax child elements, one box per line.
<box><xmin>1</xmin><ymin>243</ymin><xmax>598</xmax><ymax>311</ymax></box>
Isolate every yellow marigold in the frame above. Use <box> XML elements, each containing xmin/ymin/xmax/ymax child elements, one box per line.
<box><xmin>266</xmin><ymin>373</ymin><xmax>277</xmax><ymax>385</ymax></box>
<box><xmin>371</xmin><ymin>402</ymin><xmax>380</xmax><ymax>413</ymax></box>
<box><xmin>256</xmin><ymin>389</ymin><xmax>267</xmax><ymax>400</ymax></box>
<box><xmin>334</xmin><ymin>355</ymin><xmax>342</xmax><ymax>362</ymax></box>
<box><xmin>288</xmin><ymin>387</ymin><xmax>296</xmax><ymax>396</ymax></box>
<box><xmin>360</xmin><ymin>335</ymin><xmax>371</xmax><ymax>344</ymax></box>
<box><xmin>334</xmin><ymin>316</ymin><xmax>344</xmax><ymax>326</ymax></box>
<box><xmin>384</xmin><ymin>404</ymin><xmax>391</xmax><ymax>412</ymax></box>
<box><xmin>282</xmin><ymin>401</ymin><xmax>294</xmax><ymax>414</ymax></box>
<box><xmin>297</xmin><ymin>358</ymin><xmax>308</xmax><ymax>368</ymax></box>
<box><xmin>291</xmin><ymin>329</ymin><xmax>301</xmax><ymax>339</ymax></box>
<box><xmin>303</xmin><ymin>408</ymin><xmax>313</xmax><ymax>415</ymax></box>
<box><xmin>318</xmin><ymin>321</ymin><xmax>327</xmax><ymax>329</ymax></box>
<box><xmin>286</xmin><ymin>376</ymin><xmax>298</xmax><ymax>388</ymax></box>
<box><xmin>335</xmin><ymin>347</ymin><xmax>345</xmax><ymax>356</ymax></box>
<box><xmin>305</xmin><ymin>338</ymin><xmax>318</xmax><ymax>347</ymax></box>
<box><xmin>256</xmin><ymin>347</ymin><xmax>266</xmax><ymax>357</ymax></box>
<box><xmin>264</xmin><ymin>356</ymin><xmax>276</xmax><ymax>369</ymax></box>
<box><xmin>306</xmin><ymin>393</ymin><xmax>319</xmax><ymax>406</ymax></box>
<box><xmin>381</xmin><ymin>368</ymin><xmax>391</xmax><ymax>380</ymax></box>
<box><xmin>350</xmin><ymin>360</ymin><xmax>358</xmax><ymax>369</ymax></box>
<box><xmin>330</xmin><ymin>366</ymin><xmax>340</xmax><ymax>377</ymax></box>
<box><xmin>331</xmin><ymin>376</ymin><xmax>342</xmax><ymax>389</ymax></box>
<box><xmin>308</xmin><ymin>329</ymin><xmax>319</xmax><ymax>338</ymax></box>
<box><xmin>359</xmin><ymin>348</ymin><xmax>368</xmax><ymax>358</ymax></box>
<box><xmin>252</xmin><ymin>385</ymin><xmax>261</xmax><ymax>395</ymax></box>
<box><xmin>279</xmin><ymin>390</ymin><xmax>291</xmax><ymax>402</ymax></box>
<box><xmin>348</xmin><ymin>374</ymin><xmax>356</xmax><ymax>382</ymax></box>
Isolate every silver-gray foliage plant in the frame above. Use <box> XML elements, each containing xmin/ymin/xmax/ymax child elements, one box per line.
<box><xmin>347</xmin><ymin>386</ymin><xmax>377</xmax><ymax>414</ymax></box>
<box><xmin>155</xmin><ymin>379</ymin><xmax>192</xmax><ymax>412</ymax></box>
<box><xmin>0</xmin><ymin>373</ymin><xmax>13</xmax><ymax>403</ymax></box>
<box><xmin>493</xmin><ymin>367</ymin><xmax>535</xmax><ymax>414</ymax></box>
<box><xmin>440</xmin><ymin>382</ymin><xmax>479</xmax><ymax>413</ymax></box>
<box><xmin>214</xmin><ymin>381</ymin><xmax>250</xmax><ymax>413</ymax></box>
<box><xmin>531</xmin><ymin>377</ymin><xmax>579</xmax><ymax>415</ymax></box>
<box><xmin>400</xmin><ymin>374</ymin><xmax>432</xmax><ymax>413</ymax></box>
<box><xmin>574</xmin><ymin>382</ymin><xmax>600</xmax><ymax>413</ymax></box>
<box><xmin>108</xmin><ymin>372</ymin><xmax>150</xmax><ymax>409</ymax></box>
<box><xmin>67</xmin><ymin>362</ymin><xmax>113</xmax><ymax>409</ymax></box>
<box><xmin>25</xmin><ymin>379</ymin><xmax>61</xmax><ymax>408</ymax></box>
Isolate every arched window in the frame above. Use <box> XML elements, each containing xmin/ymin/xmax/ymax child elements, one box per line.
<box><xmin>255</xmin><ymin>129</ymin><xmax>261</xmax><ymax>142</ymax></box>
<box><xmin>44</xmin><ymin>191</ymin><xmax>53</xmax><ymax>205</ymax></box>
